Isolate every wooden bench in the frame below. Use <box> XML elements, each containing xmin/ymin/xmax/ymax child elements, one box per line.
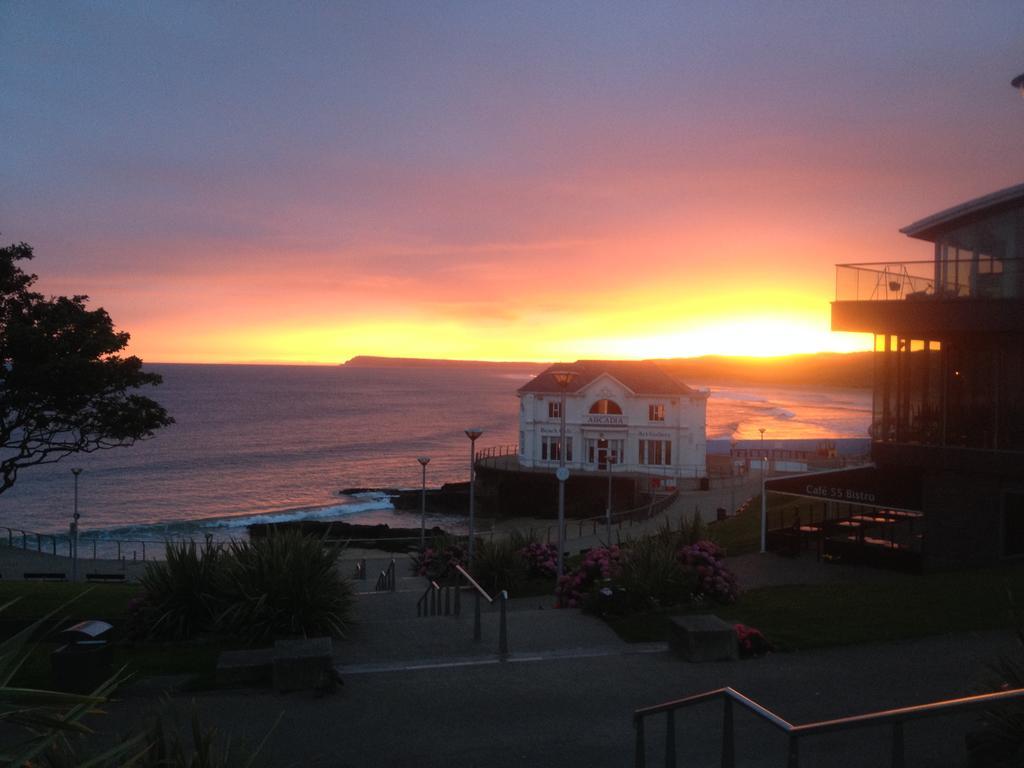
<box><xmin>23</xmin><ymin>572</ymin><xmax>67</xmax><ymax>581</ymax></box>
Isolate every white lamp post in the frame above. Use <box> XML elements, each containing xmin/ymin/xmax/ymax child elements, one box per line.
<box><xmin>551</xmin><ymin>370</ymin><xmax>577</xmax><ymax>579</ymax></box>
<box><xmin>465</xmin><ymin>428</ymin><xmax>483</xmax><ymax>565</ymax></box>
<box><xmin>71</xmin><ymin>468</ymin><xmax>82</xmax><ymax>581</ymax></box>
<box><xmin>417</xmin><ymin>456</ymin><xmax>431</xmax><ymax>549</ymax></box>
<box><xmin>758</xmin><ymin>428</ymin><xmax>767</xmax><ymax>554</ymax></box>
<box><xmin>602</xmin><ymin>435</ymin><xmax>614</xmax><ymax>547</ymax></box>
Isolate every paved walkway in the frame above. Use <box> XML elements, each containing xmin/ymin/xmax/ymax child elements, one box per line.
<box><xmin>127</xmin><ymin>555</ymin><xmax>1002</xmax><ymax>766</ymax></box>
<box><xmin>0</xmin><ymin>545</ymin><xmax>146</xmax><ymax>581</ymax></box>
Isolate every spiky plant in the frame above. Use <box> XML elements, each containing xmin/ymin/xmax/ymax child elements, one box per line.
<box><xmin>617</xmin><ymin>533</ymin><xmax>695</xmax><ymax>611</ymax></box>
<box><xmin>471</xmin><ymin>538</ymin><xmax>525</xmax><ymax>595</ymax></box>
<box><xmin>216</xmin><ymin>531</ymin><xmax>355</xmax><ymax>644</ymax></box>
<box><xmin>140</xmin><ymin>539</ymin><xmax>226</xmax><ymax>640</ymax></box>
<box><xmin>0</xmin><ymin>594</ymin><xmax>146</xmax><ymax>767</ymax></box>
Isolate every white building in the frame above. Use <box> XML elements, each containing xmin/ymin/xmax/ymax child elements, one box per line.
<box><xmin>517</xmin><ymin>360</ymin><xmax>709</xmax><ymax>486</ymax></box>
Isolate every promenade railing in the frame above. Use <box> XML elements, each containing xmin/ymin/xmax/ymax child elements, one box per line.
<box><xmin>0</xmin><ymin>526</ymin><xmax>154</xmax><ymax>561</ymax></box>
<box><xmin>633</xmin><ymin>685</ymin><xmax>1024</xmax><ymax>768</ymax></box>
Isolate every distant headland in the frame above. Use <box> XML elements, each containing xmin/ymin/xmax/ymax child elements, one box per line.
<box><xmin>343</xmin><ymin>352</ymin><xmax>873</xmax><ymax>388</ymax></box>
<box><xmin>343</xmin><ymin>355</ymin><xmax>547</xmax><ymax>371</ymax></box>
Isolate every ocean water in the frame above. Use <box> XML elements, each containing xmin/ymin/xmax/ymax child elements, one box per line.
<box><xmin>0</xmin><ymin>364</ymin><xmax>870</xmax><ymax>544</ymax></box>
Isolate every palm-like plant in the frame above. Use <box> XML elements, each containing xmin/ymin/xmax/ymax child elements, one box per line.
<box><xmin>216</xmin><ymin>532</ymin><xmax>355</xmax><ymax>643</ymax></box>
<box><xmin>140</xmin><ymin>539</ymin><xmax>225</xmax><ymax>640</ymax></box>
<box><xmin>0</xmin><ymin>595</ymin><xmax>147</xmax><ymax>767</ymax></box>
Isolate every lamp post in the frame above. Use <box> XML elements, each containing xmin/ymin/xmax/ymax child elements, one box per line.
<box><xmin>551</xmin><ymin>370</ymin><xmax>577</xmax><ymax>579</ymax></box>
<box><xmin>465</xmin><ymin>428</ymin><xmax>483</xmax><ymax>565</ymax></box>
<box><xmin>602</xmin><ymin>435</ymin><xmax>614</xmax><ymax>547</ymax></box>
<box><xmin>417</xmin><ymin>456</ymin><xmax>430</xmax><ymax>549</ymax></box>
<box><xmin>758</xmin><ymin>428</ymin><xmax>767</xmax><ymax>554</ymax></box>
<box><xmin>71</xmin><ymin>468</ymin><xmax>82</xmax><ymax>581</ymax></box>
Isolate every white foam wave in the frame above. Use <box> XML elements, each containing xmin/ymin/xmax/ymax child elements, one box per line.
<box><xmin>204</xmin><ymin>499</ymin><xmax>395</xmax><ymax>530</ymax></box>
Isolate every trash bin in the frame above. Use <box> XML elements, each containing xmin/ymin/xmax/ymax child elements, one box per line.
<box><xmin>716</xmin><ymin>507</ymin><xmax>728</xmax><ymax>521</ymax></box>
<box><xmin>51</xmin><ymin>620</ymin><xmax>114</xmax><ymax>693</ymax></box>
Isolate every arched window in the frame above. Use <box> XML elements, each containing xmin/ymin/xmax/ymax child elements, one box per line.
<box><xmin>589</xmin><ymin>399</ymin><xmax>623</xmax><ymax>415</ymax></box>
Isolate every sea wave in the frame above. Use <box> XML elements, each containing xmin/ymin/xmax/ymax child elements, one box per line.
<box><xmin>751</xmin><ymin>405</ymin><xmax>796</xmax><ymax>420</ymax></box>
<box><xmin>78</xmin><ymin>497</ymin><xmax>395</xmax><ymax>540</ymax></box>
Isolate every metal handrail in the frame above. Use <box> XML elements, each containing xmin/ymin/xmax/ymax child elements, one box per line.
<box><xmin>416</xmin><ymin>579</ymin><xmax>461</xmax><ymax>617</ymax></box>
<box><xmin>453</xmin><ymin>564</ymin><xmax>493</xmax><ymax>604</ymax></box>
<box><xmin>452</xmin><ymin>564</ymin><xmax>508</xmax><ymax>655</ymax></box>
<box><xmin>374</xmin><ymin>559</ymin><xmax>396</xmax><ymax>592</ymax></box>
<box><xmin>633</xmin><ymin>685</ymin><xmax>1024</xmax><ymax>768</ymax></box>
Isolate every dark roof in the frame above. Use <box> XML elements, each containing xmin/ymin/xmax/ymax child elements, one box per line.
<box><xmin>900</xmin><ymin>181</ymin><xmax>1024</xmax><ymax>242</ymax></box>
<box><xmin>517</xmin><ymin>360</ymin><xmax>699</xmax><ymax>396</ymax></box>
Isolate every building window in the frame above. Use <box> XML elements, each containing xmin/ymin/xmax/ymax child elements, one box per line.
<box><xmin>548</xmin><ymin>401</ymin><xmax>561</xmax><ymax>419</ymax></box>
<box><xmin>541</xmin><ymin>436</ymin><xmax>573</xmax><ymax>462</ymax></box>
<box><xmin>649</xmin><ymin>404</ymin><xmax>665</xmax><ymax>421</ymax></box>
<box><xmin>638</xmin><ymin>439</ymin><xmax>672</xmax><ymax>466</ymax></box>
<box><xmin>638</xmin><ymin>438</ymin><xmax>671</xmax><ymax>468</ymax></box>
<box><xmin>589</xmin><ymin>399</ymin><xmax>622</xmax><ymax>414</ymax></box>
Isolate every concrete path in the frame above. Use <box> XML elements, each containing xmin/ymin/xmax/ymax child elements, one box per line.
<box><xmin>0</xmin><ymin>545</ymin><xmax>146</xmax><ymax>581</ymax></box>
<box><xmin>118</xmin><ymin>629</ymin><xmax>1016</xmax><ymax>768</ymax></box>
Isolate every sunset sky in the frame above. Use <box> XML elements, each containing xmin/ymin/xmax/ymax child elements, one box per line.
<box><xmin>2</xmin><ymin>2</ymin><xmax>1022</xmax><ymax>364</ymax></box>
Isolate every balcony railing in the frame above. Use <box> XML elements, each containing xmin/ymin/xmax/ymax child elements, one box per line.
<box><xmin>835</xmin><ymin>259</ymin><xmax>1022</xmax><ymax>302</ymax></box>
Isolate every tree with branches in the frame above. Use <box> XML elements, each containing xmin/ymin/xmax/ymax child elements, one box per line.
<box><xmin>0</xmin><ymin>241</ymin><xmax>172</xmax><ymax>493</ymax></box>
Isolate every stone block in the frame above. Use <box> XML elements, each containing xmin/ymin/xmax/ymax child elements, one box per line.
<box><xmin>215</xmin><ymin>648</ymin><xmax>274</xmax><ymax>687</ymax></box>
<box><xmin>668</xmin><ymin>614</ymin><xmax>738</xmax><ymax>662</ymax></box>
<box><xmin>272</xmin><ymin>637</ymin><xmax>334</xmax><ymax>693</ymax></box>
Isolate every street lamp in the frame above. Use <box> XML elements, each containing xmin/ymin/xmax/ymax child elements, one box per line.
<box><xmin>758</xmin><ymin>428</ymin><xmax>767</xmax><ymax>554</ymax></box>
<box><xmin>551</xmin><ymin>369</ymin><xmax>577</xmax><ymax>579</ymax></box>
<box><xmin>417</xmin><ymin>456</ymin><xmax>431</xmax><ymax>549</ymax></box>
<box><xmin>71</xmin><ymin>468</ymin><xmax>82</xmax><ymax>581</ymax></box>
<box><xmin>601</xmin><ymin>434</ymin><xmax>614</xmax><ymax>547</ymax></box>
<box><xmin>465</xmin><ymin>428</ymin><xmax>483</xmax><ymax>565</ymax></box>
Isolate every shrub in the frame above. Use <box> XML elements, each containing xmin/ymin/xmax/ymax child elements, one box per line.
<box><xmin>968</xmin><ymin>629</ymin><xmax>1024</xmax><ymax>767</ymax></box>
<box><xmin>617</xmin><ymin>534</ymin><xmax>696</xmax><ymax>611</ymax></box>
<box><xmin>678</xmin><ymin>540</ymin><xmax>739</xmax><ymax>604</ymax></box>
<box><xmin>216</xmin><ymin>532</ymin><xmax>355</xmax><ymax>643</ymax></box>
<box><xmin>410</xmin><ymin>534</ymin><xmax>465</xmax><ymax>582</ymax></box>
<box><xmin>735</xmin><ymin>623</ymin><xmax>771</xmax><ymax>657</ymax></box>
<box><xmin>518</xmin><ymin>541</ymin><xmax>558</xmax><ymax>579</ymax></box>
<box><xmin>472</xmin><ymin>538</ymin><xmax>525</xmax><ymax>594</ymax></box>
<box><xmin>140</xmin><ymin>539</ymin><xmax>225</xmax><ymax>640</ymax></box>
<box><xmin>556</xmin><ymin>546</ymin><xmax>623</xmax><ymax>608</ymax></box>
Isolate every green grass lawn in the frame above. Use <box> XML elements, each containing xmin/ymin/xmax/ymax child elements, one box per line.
<box><xmin>605</xmin><ymin>561</ymin><xmax>1024</xmax><ymax>651</ymax></box>
<box><xmin>0</xmin><ymin>581</ymin><xmax>225</xmax><ymax>689</ymax></box>
<box><xmin>707</xmin><ymin>494</ymin><xmax>806</xmax><ymax>556</ymax></box>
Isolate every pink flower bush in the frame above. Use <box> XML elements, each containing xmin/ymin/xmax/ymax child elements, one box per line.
<box><xmin>678</xmin><ymin>540</ymin><xmax>739</xmax><ymax>604</ymax></box>
<box><xmin>518</xmin><ymin>542</ymin><xmax>559</xmax><ymax>578</ymax></box>
<box><xmin>555</xmin><ymin>545</ymin><xmax>623</xmax><ymax>608</ymax></box>
<box><xmin>412</xmin><ymin>543</ymin><xmax>465</xmax><ymax>581</ymax></box>
<box><xmin>735</xmin><ymin>623</ymin><xmax>771</xmax><ymax>657</ymax></box>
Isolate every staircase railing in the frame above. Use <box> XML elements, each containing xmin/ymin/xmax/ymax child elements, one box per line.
<box><xmin>453</xmin><ymin>565</ymin><xmax>509</xmax><ymax>656</ymax></box>
<box><xmin>416</xmin><ymin>579</ymin><xmax>460</xmax><ymax>617</ymax></box>
<box><xmin>414</xmin><ymin>565</ymin><xmax>508</xmax><ymax>655</ymax></box>
<box><xmin>374</xmin><ymin>559</ymin><xmax>396</xmax><ymax>592</ymax></box>
<box><xmin>633</xmin><ymin>685</ymin><xmax>1024</xmax><ymax>768</ymax></box>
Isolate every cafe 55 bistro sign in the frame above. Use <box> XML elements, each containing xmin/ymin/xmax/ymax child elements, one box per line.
<box><xmin>804</xmin><ymin>483</ymin><xmax>877</xmax><ymax>504</ymax></box>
